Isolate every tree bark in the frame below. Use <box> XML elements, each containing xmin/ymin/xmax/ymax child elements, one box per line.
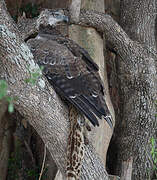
<box><xmin>69</xmin><ymin>0</ymin><xmax>115</xmax><ymax>166</ymax></box>
<box><xmin>73</xmin><ymin>6</ymin><xmax>157</xmax><ymax>179</ymax></box>
<box><xmin>0</xmin><ymin>1</ymin><xmax>109</xmax><ymax>179</ymax></box>
<box><xmin>1</xmin><ymin>0</ymin><xmax>156</xmax><ymax>179</ymax></box>
<box><xmin>69</xmin><ymin>0</ymin><xmax>81</xmax><ymax>22</ymax></box>
<box><xmin>120</xmin><ymin>0</ymin><xmax>157</xmax><ymax>49</ymax></box>
<box><xmin>116</xmin><ymin>1</ymin><xmax>157</xmax><ymax>179</ymax></box>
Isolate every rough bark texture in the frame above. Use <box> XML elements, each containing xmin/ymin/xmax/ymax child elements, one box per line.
<box><xmin>81</xmin><ymin>0</ymin><xmax>104</xmax><ymax>11</ymax></box>
<box><xmin>69</xmin><ymin>0</ymin><xmax>81</xmax><ymax>22</ymax></box>
<box><xmin>0</xmin><ymin>1</ymin><xmax>109</xmax><ymax>179</ymax></box>
<box><xmin>69</xmin><ymin>0</ymin><xmax>115</xmax><ymax>166</ymax></box>
<box><xmin>1</xmin><ymin>0</ymin><xmax>156</xmax><ymax>179</ymax></box>
<box><xmin>74</xmin><ymin>7</ymin><xmax>157</xmax><ymax>179</ymax></box>
<box><xmin>120</xmin><ymin>0</ymin><xmax>157</xmax><ymax>50</ymax></box>
<box><xmin>116</xmin><ymin>1</ymin><xmax>157</xmax><ymax>179</ymax></box>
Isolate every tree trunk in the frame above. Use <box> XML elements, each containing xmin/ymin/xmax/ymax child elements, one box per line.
<box><xmin>1</xmin><ymin>0</ymin><xmax>157</xmax><ymax>179</ymax></box>
<box><xmin>116</xmin><ymin>0</ymin><xmax>157</xmax><ymax>179</ymax></box>
<box><xmin>0</xmin><ymin>1</ymin><xmax>109</xmax><ymax>179</ymax></box>
<box><xmin>74</xmin><ymin>5</ymin><xmax>157</xmax><ymax>179</ymax></box>
<box><xmin>69</xmin><ymin>0</ymin><xmax>115</xmax><ymax>166</ymax></box>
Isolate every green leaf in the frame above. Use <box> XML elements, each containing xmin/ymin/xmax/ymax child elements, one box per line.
<box><xmin>8</xmin><ymin>103</ymin><xmax>14</xmax><ymax>113</ymax></box>
<box><xmin>25</xmin><ymin>66</ymin><xmax>43</xmax><ymax>85</ymax></box>
<box><xmin>0</xmin><ymin>80</ymin><xmax>8</xmax><ymax>99</ymax></box>
<box><xmin>40</xmin><ymin>66</ymin><xmax>44</xmax><ymax>71</ymax></box>
<box><xmin>151</xmin><ymin>137</ymin><xmax>155</xmax><ymax>146</ymax></box>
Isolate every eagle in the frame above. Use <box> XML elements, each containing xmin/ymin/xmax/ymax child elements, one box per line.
<box><xmin>27</xmin><ymin>9</ymin><xmax>112</xmax><ymax>127</ymax></box>
<box><xmin>27</xmin><ymin>9</ymin><xmax>112</xmax><ymax>179</ymax></box>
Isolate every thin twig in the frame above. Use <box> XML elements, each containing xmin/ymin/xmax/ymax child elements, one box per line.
<box><xmin>39</xmin><ymin>144</ymin><xmax>47</xmax><ymax>180</ymax></box>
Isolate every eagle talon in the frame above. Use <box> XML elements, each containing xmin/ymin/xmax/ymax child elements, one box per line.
<box><xmin>104</xmin><ymin>115</ymin><xmax>113</xmax><ymax>129</ymax></box>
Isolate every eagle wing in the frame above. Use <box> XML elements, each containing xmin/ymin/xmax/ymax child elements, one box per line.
<box><xmin>27</xmin><ymin>36</ymin><xmax>112</xmax><ymax>127</ymax></box>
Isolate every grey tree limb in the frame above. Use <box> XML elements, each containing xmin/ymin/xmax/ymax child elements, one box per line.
<box><xmin>69</xmin><ymin>0</ymin><xmax>115</xmax><ymax>168</ymax></box>
<box><xmin>0</xmin><ymin>1</ymin><xmax>109</xmax><ymax>179</ymax></box>
<box><xmin>1</xmin><ymin>0</ymin><xmax>156</xmax><ymax>178</ymax></box>
<box><xmin>73</xmin><ymin>6</ymin><xmax>157</xmax><ymax>179</ymax></box>
<box><xmin>69</xmin><ymin>0</ymin><xmax>81</xmax><ymax>23</ymax></box>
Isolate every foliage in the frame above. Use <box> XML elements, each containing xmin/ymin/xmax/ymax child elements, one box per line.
<box><xmin>0</xmin><ymin>80</ymin><xmax>14</xmax><ymax>113</ymax></box>
<box><xmin>7</xmin><ymin>141</ymin><xmax>22</xmax><ymax>180</ymax></box>
<box><xmin>19</xmin><ymin>3</ymin><xmax>39</xmax><ymax>18</ymax></box>
<box><xmin>0</xmin><ymin>80</ymin><xmax>7</xmax><ymax>99</ymax></box>
<box><xmin>27</xmin><ymin>167</ymin><xmax>48</xmax><ymax>180</ymax></box>
<box><xmin>146</xmin><ymin>137</ymin><xmax>157</xmax><ymax>179</ymax></box>
<box><xmin>12</xmin><ymin>3</ymin><xmax>39</xmax><ymax>22</ymax></box>
<box><xmin>25</xmin><ymin>66</ymin><xmax>43</xmax><ymax>85</ymax></box>
<box><xmin>7</xmin><ymin>140</ymin><xmax>48</xmax><ymax>180</ymax></box>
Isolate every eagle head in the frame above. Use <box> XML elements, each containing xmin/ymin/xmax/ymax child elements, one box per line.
<box><xmin>37</xmin><ymin>9</ymin><xmax>69</xmax><ymax>29</ymax></box>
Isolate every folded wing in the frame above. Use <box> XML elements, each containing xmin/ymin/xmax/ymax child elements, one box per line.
<box><xmin>27</xmin><ymin>35</ymin><xmax>112</xmax><ymax>127</ymax></box>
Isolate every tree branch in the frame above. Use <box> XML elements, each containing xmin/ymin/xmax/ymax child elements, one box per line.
<box><xmin>69</xmin><ymin>0</ymin><xmax>81</xmax><ymax>22</ymax></box>
<box><xmin>76</xmin><ymin>10</ymin><xmax>157</xmax><ymax>60</ymax></box>
<box><xmin>69</xmin><ymin>0</ymin><xmax>114</xmax><ymax>168</ymax></box>
<box><xmin>76</xmin><ymin>10</ymin><xmax>132</xmax><ymax>56</ymax></box>
<box><xmin>0</xmin><ymin>1</ymin><xmax>109</xmax><ymax>179</ymax></box>
<box><xmin>71</xmin><ymin>7</ymin><xmax>157</xmax><ymax>179</ymax></box>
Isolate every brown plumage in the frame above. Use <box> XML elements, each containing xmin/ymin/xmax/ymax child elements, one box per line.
<box><xmin>27</xmin><ymin>9</ymin><xmax>113</xmax><ymax>180</ymax></box>
<box><xmin>27</xmin><ymin>10</ymin><xmax>112</xmax><ymax>127</ymax></box>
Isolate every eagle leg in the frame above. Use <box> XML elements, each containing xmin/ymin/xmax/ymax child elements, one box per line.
<box><xmin>66</xmin><ymin>105</ymin><xmax>86</xmax><ymax>180</ymax></box>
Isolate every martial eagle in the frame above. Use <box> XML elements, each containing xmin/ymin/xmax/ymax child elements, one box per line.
<box><xmin>27</xmin><ymin>9</ymin><xmax>113</xmax><ymax>128</ymax></box>
<box><xmin>27</xmin><ymin>9</ymin><xmax>113</xmax><ymax>179</ymax></box>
